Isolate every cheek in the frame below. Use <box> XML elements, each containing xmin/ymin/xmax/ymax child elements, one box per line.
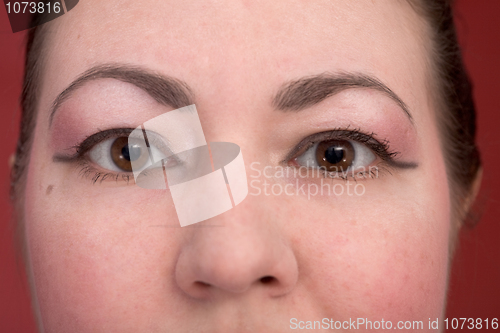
<box><xmin>290</xmin><ymin>149</ymin><xmax>451</xmax><ymax>323</ymax></box>
<box><xmin>24</xmin><ymin>155</ymin><xmax>183</xmax><ymax>330</ymax></box>
<box><xmin>345</xmin><ymin>202</ymin><xmax>450</xmax><ymax>320</ymax></box>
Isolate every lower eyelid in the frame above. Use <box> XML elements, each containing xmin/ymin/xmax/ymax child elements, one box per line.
<box><xmin>76</xmin><ymin>159</ymin><xmax>134</xmax><ymax>185</ymax></box>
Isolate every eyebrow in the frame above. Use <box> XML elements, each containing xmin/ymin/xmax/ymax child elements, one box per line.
<box><xmin>48</xmin><ymin>64</ymin><xmax>195</xmax><ymax>127</ymax></box>
<box><xmin>272</xmin><ymin>72</ymin><xmax>413</xmax><ymax>123</ymax></box>
<box><xmin>49</xmin><ymin>66</ymin><xmax>412</xmax><ymax>128</ymax></box>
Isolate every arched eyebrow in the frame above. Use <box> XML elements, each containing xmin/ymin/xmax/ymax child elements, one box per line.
<box><xmin>48</xmin><ymin>64</ymin><xmax>195</xmax><ymax>127</ymax></box>
<box><xmin>272</xmin><ymin>72</ymin><xmax>413</xmax><ymax>124</ymax></box>
<box><xmin>49</xmin><ymin>66</ymin><xmax>412</xmax><ymax>127</ymax></box>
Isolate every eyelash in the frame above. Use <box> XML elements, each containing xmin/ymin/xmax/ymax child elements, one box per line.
<box><xmin>54</xmin><ymin>126</ymin><xmax>412</xmax><ymax>185</ymax></box>
<box><xmin>284</xmin><ymin>127</ymin><xmax>415</xmax><ymax>180</ymax></box>
<box><xmin>76</xmin><ymin>161</ymin><xmax>132</xmax><ymax>184</ymax></box>
<box><xmin>285</xmin><ymin>127</ymin><xmax>395</xmax><ymax>160</ymax></box>
<box><xmin>53</xmin><ymin>128</ymin><xmax>136</xmax><ymax>185</ymax></box>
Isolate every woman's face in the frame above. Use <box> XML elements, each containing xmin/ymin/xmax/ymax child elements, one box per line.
<box><xmin>24</xmin><ymin>0</ymin><xmax>452</xmax><ymax>331</ymax></box>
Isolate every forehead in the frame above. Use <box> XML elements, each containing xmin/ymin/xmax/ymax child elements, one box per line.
<box><xmin>41</xmin><ymin>0</ymin><xmax>429</xmax><ymax>117</ymax></box>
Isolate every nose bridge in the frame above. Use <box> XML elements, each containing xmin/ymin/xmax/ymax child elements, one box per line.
<box><xmin>175</xmin><ymin>195</ymin><xmax>298</xmax><ymax>299</ymax></box>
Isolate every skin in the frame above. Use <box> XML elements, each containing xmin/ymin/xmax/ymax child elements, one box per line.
<box><xmin>23</xmin><ymin>0</ymin><xmax>453</xmax><ymax>331</ymax></box>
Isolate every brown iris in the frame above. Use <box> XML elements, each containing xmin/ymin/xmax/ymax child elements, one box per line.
<box><xmin>315</xmin><ymin>140</ymin><xmax>354</xmax><ymax>172</ymax></box>
<box><xmin>110</xmin><ymin>137</ymin><xmax>149</xmax><ymax>172</ymax></box>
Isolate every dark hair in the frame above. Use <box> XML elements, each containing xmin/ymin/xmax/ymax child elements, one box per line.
<box><xmin>407</xmin><ymin>0</ymin><xmax>481</xmax><ymax>229</ymax></box>
<box><xmin>11</xmin><ymin>0</ymin><xmax>481</xmax><ymax>228</ymax></box>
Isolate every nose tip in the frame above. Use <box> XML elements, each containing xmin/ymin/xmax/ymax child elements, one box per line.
<box><xmin>175</xmin><ymin>227</ymin><xmax>298</xmax><ymax>299</ymax></box>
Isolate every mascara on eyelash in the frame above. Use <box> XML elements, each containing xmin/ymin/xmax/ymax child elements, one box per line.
<box><xmin>76</xmin><ymin>160</ymin><xmax>132</xmax><ymax>184</ymax></box>
<box><xmin>52</xmin><ymin>127</ymin><xmax>172</xmax><ymax>163</ymax></box>
<box><xmin>285</xmin><ymin>127</ymin><xmax>418</xmax><ymax>169</ymax></box>
<box><xmin>52</xmin><ymin>128</ymin><xmax>137</xmax><ymax>163</ymax></box>
<box><xmin>52</xmin><ymin>127</ymin><xmax>177</xmax><ymax>185</ymax></box>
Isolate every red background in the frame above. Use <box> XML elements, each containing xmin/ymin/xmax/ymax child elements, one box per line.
<box><xmin>0</xmin><ymin>1</ymin><xmax>499</xmax><ymax>332</ymax></box>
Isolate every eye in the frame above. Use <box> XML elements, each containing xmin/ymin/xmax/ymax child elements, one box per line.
<box><xmin>294</xmin><ymin>139</ymin><xmax>376</xmax><ymax>172</ymax></box>
<box><xmin>88</xmin><ymin>136</ymin><xmax>171</xmax><ymax>173</ymax></box>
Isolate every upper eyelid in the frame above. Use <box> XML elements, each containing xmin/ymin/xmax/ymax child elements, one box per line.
<box><xmin>283</xmin><ymin>129</ymin><xmax>393</xmax><ymax>163</ymax></box>
<box><xmin>76</xmin><ymin>128</ymin><xmax>173</xmax><ymax>159</ymax></box>
<box><xmin>75</xmin><ymin>128</ymin><xmax>134</xmax><ymax>156</ymax></box>
<box><xmin>66</xmin><ymin>128</ymin><xmax>401</xmax><ymax>168</ymax></box>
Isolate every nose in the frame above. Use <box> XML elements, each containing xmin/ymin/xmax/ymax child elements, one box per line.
<box><xmin>175</xmin><ymin>200</ymin><xmax>298</xmax><ymax>299</ymax></box>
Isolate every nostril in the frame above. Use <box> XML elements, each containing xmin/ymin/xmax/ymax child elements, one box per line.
<box><xmin>195</xmin><ymin>281</ymin><xmax>211</xmax><ymax>288</ymax></box>
<box><xmin>260</xmin><ymin>276</ymin><xmax>276</xmax><ymax>284</ymax></box>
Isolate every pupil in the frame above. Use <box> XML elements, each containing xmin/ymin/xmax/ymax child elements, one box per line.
<box><xmin>121</xmin><ymin>144</ymin><xmax>142</xmax><ymax>162</ymax></box>
<box><xmin>324</xmin><ymin>146</ymin><xmax>344</xmax><ymax>164</ymax></box>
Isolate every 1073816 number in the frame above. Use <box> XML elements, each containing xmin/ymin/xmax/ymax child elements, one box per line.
<box><xmin>5</xmin><ymin>2</ymin><xmax>61</xmax><ymax>14</ymax></box>
<box><xmin>444</xmin><ymin>318</ymin><xmax>498</xmax><ymax>330</ymax></box>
